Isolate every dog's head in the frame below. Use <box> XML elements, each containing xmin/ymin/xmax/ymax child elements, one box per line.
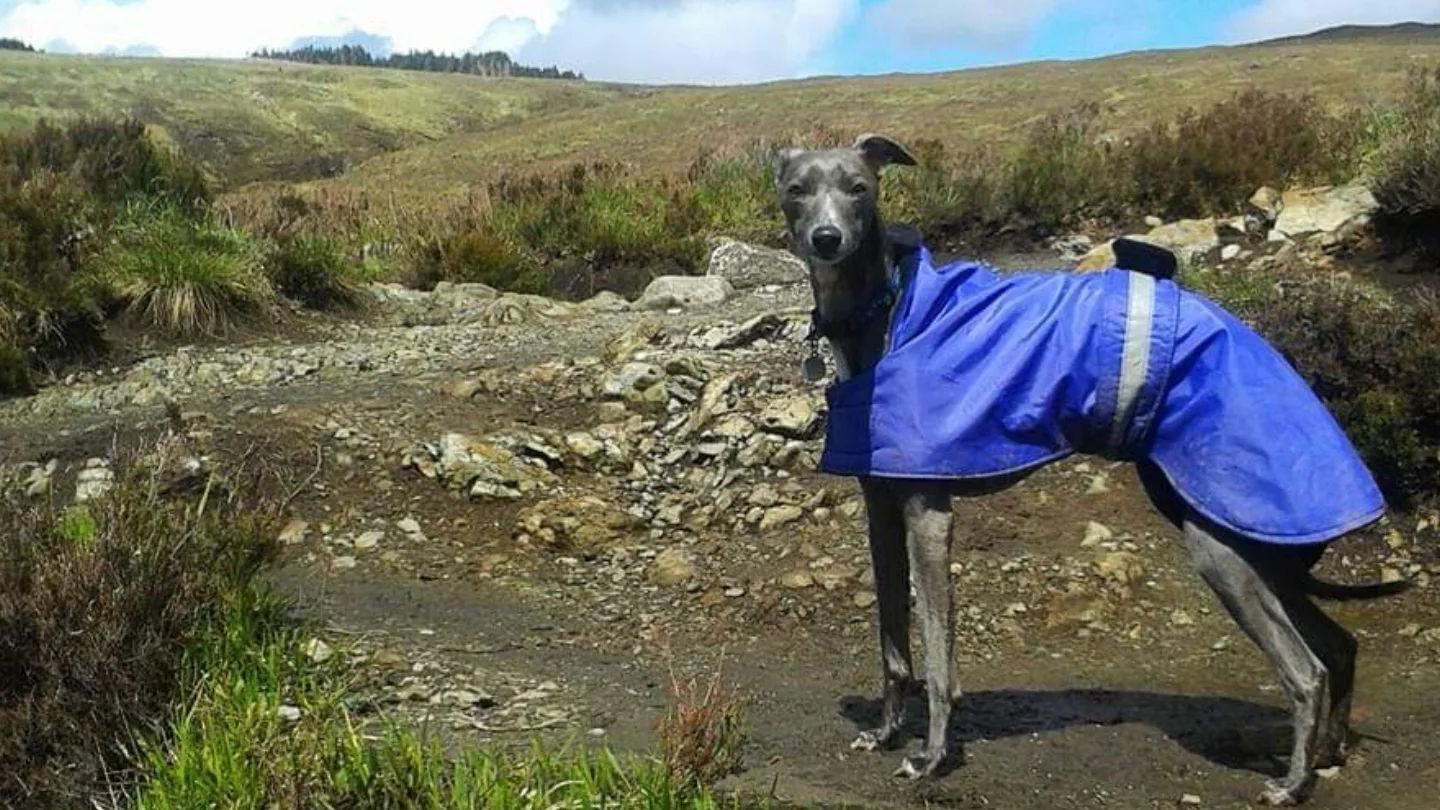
<box><xmin>775</xmin><ymin>133</ymin><xmax>916</xmax><ymax>266</ymax></box>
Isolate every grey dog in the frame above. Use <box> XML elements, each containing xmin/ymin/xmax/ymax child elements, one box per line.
<box><xmin>775</xmin><ymin>134</ymin><xmax>1400</xmax><ymax>805</ymax></box>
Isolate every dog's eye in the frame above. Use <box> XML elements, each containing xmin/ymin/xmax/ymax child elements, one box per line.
<box><xmin>786</xmin><ymin>183</ymin><xmax>805</xmax><ymax>198</ymax></box>
<box><xmin>850</xmin><ymin>183</ymin><xmax>869</xmax><ymax>195</ymax></box>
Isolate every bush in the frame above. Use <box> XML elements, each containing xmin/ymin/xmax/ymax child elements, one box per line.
<box><xmin>0</xmin><ymin>453</ymin><xmax>275</xmax><ymax>807</ymax></box>
<box><xmin>0</xmin><ymin>341</ymin><xmax>32</xmax><ymax>396</ymax></box>
<box><xmin>408</xmin><ymin>225</ymin><xmax>541</xmax><ymax>293</ymax></box>
<box><xmin>1128</xmin><ymin>89</ymin><xmax>1362</xmax><ymax>218</ymax></box>
<box><xmin>1192</xmin><ymin>266</ymin><xmax>1440</xmax><ymax>507</ymax></box>
<box><xmin>885</xmin><ymin>138</ymin><xmax>1001</xmax><ymax>238</ymax></box>
<box><xmin>102</xmin><ymin>204</ymin><xmax>273</xmax><ymax>336</ymax></box>
<box><xmin>1372</xmin><ymin>68</ymin><xmax>1440</xmax><ymax>232</ymax></box>
<box><xmin>657</xmin><ymin>668</ymin><xmax>747</xmax><ymax>788</ymax></box>
<box><xmin>1003</xmin><ymin>103</ymin><xmax>1125</xmax><ymax>229</ymax></box>
<box><xmin>268</xmin><ymin>235</ymin><xmax>362</xmax><ymax>309</ymax></box>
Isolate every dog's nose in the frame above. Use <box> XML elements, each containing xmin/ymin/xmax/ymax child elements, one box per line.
<box><xmin>811</xmin><ymin>226</ymin><xmax>843</xmax><ymax>258</ymax></box>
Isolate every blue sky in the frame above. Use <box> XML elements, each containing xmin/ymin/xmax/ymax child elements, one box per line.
<box><xmin>0</xmin><ymin>0</ymin><xmax>1436</xmax><ymax>84</ymax></box>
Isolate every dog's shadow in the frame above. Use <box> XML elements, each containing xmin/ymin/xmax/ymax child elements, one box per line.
<box><xmin>839</xmin><ymin>688</ymin><xmax>1293</xmax><ymax>776</ymax></box>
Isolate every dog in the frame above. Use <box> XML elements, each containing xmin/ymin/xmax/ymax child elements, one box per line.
<box><xmin>776</xmin><ymin>134</ymin><xmax>1400</xmax><ymax>805</ymax></box>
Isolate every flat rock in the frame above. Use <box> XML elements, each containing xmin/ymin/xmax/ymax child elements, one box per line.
<box><xmin>1273</xmin><ymin>184</ymin><xmax>1378</xmax><ymax>239</ymax></box>
<box><xmin>636</xmin><ymin>276</ymin><xmax>735</xmax><ymax>310</ymax></box>
<box><xmin>707</xmin><ymin>238</ymin><xmax>807</xmax><ymax>289</ymax></box>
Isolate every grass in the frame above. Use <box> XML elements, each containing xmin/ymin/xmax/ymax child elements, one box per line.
<box><xmin>102</xmin><ymin>203</ymin><xmax>273</xmax><ymax>336</ymax></box>
<box><xmin>0</xmin><ymin>51</ymin><xmax>625</xmax><ymax>188</ymax></box>
<box><xmin>0</xmin><ymin>443</ymin><xmax>758</xmax><ymax>808</ymax></box>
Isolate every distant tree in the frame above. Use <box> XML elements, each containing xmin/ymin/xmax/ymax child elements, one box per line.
<box><xmin>250</xmin><ymin>43</ymin><xmax>583</xmax><ymax>81</ymax></box>
<box><xmin>0</xmin><ymin>37</ymin><xmax>37</xmax><ymax>52</ymax></box>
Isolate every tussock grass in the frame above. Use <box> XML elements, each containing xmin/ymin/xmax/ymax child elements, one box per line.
<box><xmin>657</xmin><ymin>666</ymin><xmax>748</xmax><ymax>789</ymax></box>
<box><xmin>267</xmin><ymin>235</ymin><xmax>365</xmax><ymax>309</ymax></box>
<box><xmin>103</xmin><ymin>203</ymin><xmax>273</xmax><ymax>335</ymax></box>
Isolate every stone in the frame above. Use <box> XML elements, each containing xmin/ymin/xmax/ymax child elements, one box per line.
<box><xmin>602</xmin><ymin>363</ymin><xmax>668</xmax><ymax>406</ymax></box>
<box><xmin>1141</xmin><ymin>218</ymin><xmax>1220</xmax><ymax>262</ymax></box>
<box><xmin>1094</xmin><ymin>551</ymin><xmax>1145</xmax><ymax>586</ymax></box>
<box><xmin>707</xmin><ymin>238</ymin><xmax>807</xmax><ymax>289</ymax></box>
<box><xmin>404</xmin><ymin>433</ymin><xmax>556</xmax><ymax>501</ymax></box>
<box><xmin>518</xmin><ymin>496</ymin><xmax>643</xmax><ymax>548</ymax></box>
<box><xmin>577</xmin><ymin>290</ymin><xmax>631</xmax><ymax>313</ymax></box>
<box><xmin>636</xmin><ymin>276</ymin><xmax>735</xmax><ymax>310</ymax></box>
<box><xmin>1081</xmin><ymin>521</ymin><xmax>1114</xmax><ymax>547</ymax></box>
<box><xmin>1220</xmin><ymin>244</ymin><xmax>1242</xmax><ymax>261</ymax></box>
<box><xmin>22</xmin><ymin>460</ymin><xmax>56</xmax><ymax>497</ymax></box>
<box><xmin>706</xmin><ymin>313</ymin><xmax>788</xmax><ymax>350</ymax></box>
<box><xmin>304</xmin><ymin>638</ymin><xmax>335</xmax><ymax>664</ymax></box>
<box><xmin>564</xmin><ymin>432</ymin><xmax>606</xmax><ymax>460</ymax></box>
<box><xmin>1180</xmin><ymin>794</ymin><xmax>1203</xmax><ymax>806</ymax></box>
<box><xmin>760</xmin><ymin>505</ymin><xmax>804</xmax><ymax>532</ymax></box>
<box><xmin>1073</xmin><ymin>240</ymin><xmax>1119</xmax><ymax>273</ymax></box>
<box><xmin>758</xmin><ymin>395</ymin><xmax>820</xmax><ymax>439</ymax></box>
<box><xmin>278</xmin><ymin>518</ymin><xmax>310</xmax><ymax>545</ymax></box>
<box><xmin>604</xmin><ymin>320</ymin><xmax>664</xmax><ymax>364</ymax></box>
<box><xmin>1249</xmin><ymin>186</ymin><xmax>1284</xmax><ymax>222</ymax></box>
<box><xmin>332</xmin><ymin>555</ymin><xmax>358</xmax><ymax>570</ymax></box>
<box><xmin>1143</xmin><ymin>215</ymin><xmax>1164</xmax><ymax>228</ymax></box>
<box><xmin>781</xmin><ymin>570</ymin><xmax>815</xmax><ymax>589</ymax></box>
<box><xmin>397</xmin><ymin>517</ymin><xmax>422</xmax><ymax>535</ymax></box>
<box><xmin>1272</xmin><ymin>184</ymin><xmax>1378</xmax><ymax>240</ymax></box>
<box><xmin>278</xmin><ymin>704</ymin><xmax>303</xmax><ymax>722</ymax></box>
<box><xmin>74</xmin><ymin>459</ymin><xmax>114</xmax><ymax>503</ymax></box>
<box><xmin>1049</xmin><ymin>234</ymin><xmax>1094</xmax><ymax>262</ymax></box>
<box><xmin>681</xmin><ymin>372</ymin><xmax>738</xmax><ymax>437</ymax></box>
<box><xmin>853</xmin><ymin>591</ymin><xmax>877</xmax><ymax>609</ymax></box>
<box><xmin>649</xmin><ymin>548</ymin><xmax>699</xmax><ymax>586</ymax></box>
<box><xmin>354</xmin><ymin>530</ymin><xmax>384</xmax><ymax>551</ymax></box>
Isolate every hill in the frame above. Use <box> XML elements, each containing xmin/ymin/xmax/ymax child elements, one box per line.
<box><xmin>321</xmin><ymin>31</ymin><xmax>1440</xmax><ymax>198</ymax></box>
<box><xmin>0</xmin><ymin>50</ymin><xmax>625</xmax><ymax>187</ymax></box>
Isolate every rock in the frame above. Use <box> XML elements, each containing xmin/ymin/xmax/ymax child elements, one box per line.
<box><xmin>304</xmin><ymin>638</ymin><xmax>335</xmax><ymax>664</ymax></box>
<box><xmin>332</xmin><ymin>555</ymin><xmax>357</xmax><ymax>570</ymax></box>
<box><xmin>1141</xmin><ymin>218</ymin><xmax>1220</xmax><ymax>262</ymax></box>
<box><xmin>1180</xmin><ymin>794</ymin><xmax>1203</xmax><ymax>806</ymax></box>
<box><xmin>1081</xmin><ymin>521</ymin><xmax>1114</xmax><ymax>547</ymax></box>
<box><xmin>1143</xmin><ymin>215</ymin><xmax>1164</xmax><ymax>228</ymax></box>
<box><xmin>758</xmin><ymin>395</ymin><xmax>820</xmax><ymax>439</ymax></box>
<box><xmin>681</xmin><ymin>372</ymin><xmax>738</xmax><ymax>437</ymax></box>
<box><xmin>74</xmin><ymin>459</ymin><xmax>114</xmax><ymax>503</ymax></box>
<box><xmin>707</xmin><ymin>238</ymin><xmax>807</xmax><ymax>289</ymax></box>
<box><xmin>706</xmin><ymin>313</ymin><xmax>788</xmax><ymax>350</ymax></box>
<box><xmin>636</xmin><ymin>276</ymin><xmax>734</xmax><ymax>310</ymax></box>
<box><xmin>853</xmin><ymin>591</ymin><xmax>877</xmax><ymax>609</ymax></box>
<box><xmin>518</xmin><ymin>496</ymin><xmax>643</xmax><ymax>548</ymax></box>
<box><xmin>760</xmin><ymin>505</ymin><xmax>804</xmax><ymax>532</ymax></box>
<box><xmin>781</xmin><ymin>570</ymin><xmax>815</xmax><ymax>589</ymax></box>
<box><xmin>1249</xmin><ymin>186</ymin><xmax>1284</xmax><ymax>222</ymax></box>
<box><xmin>1094</xmin><ymin>551</ymin><xmax>1145</xmax><ymax>586</ymax></box>
<box><xmin>405</xmin><ymin>433</ymin><xmax>556</xmax><ymax>500</ymax></box>
<box><xmin>278</xmin><ymin>704</ymin><xmax>303</xmax><ymax>722</ymax></box>
<box><xmin>354</xmin><ymin>530</ymin><xmax>383</xmax><ymax>551</ymax></box>
<box><xmin>278</xmin><ymin>518</ymin><xmax>310</xmax><ymax>545</ymax></box>
<box><xmin>564</xmin><ymin>432</ymin><xmax>606</xmax><ymax>460</ymax></box>
<box><xmin>1049</xmin><ymin>234</ymin><xmax>1094</xmax><ymax>262</ymax></box>
<box><xmin>602</xmin><ymin>362</ymin><xmax>668</xmax><ymax>407</ymax></box>
<box><xmin>1073</xmin><ymin>240</ymin><xmax>1119</xmax><ymax>273</ymax></box>
<box><xmin>396</xmin><ymin>517</ymin><xmax>422</xmax><ymax>535</ymax></box>
<box><xmin>1169</xmin><ymin>609</ymin><xmax>1195</xmax><ymax>627</ymax></box>
<box><xmin>649</xmin><ymin>548</ymin><xmax>699</xmax><ymax>586</ymax></box>
<box><xmin>1220</xmin><ymin>244</ymin><xmax>1242</xmax><ymax>261</ymax></box>
<box><xmin>23</xmin><ymin>459</ymin><xmax>57</xmax><ymax>498</ymax></box>
<box><xmin>577</xmin><ymin>290</ymin><xmax>631</xmax><ymax>313</ymax></box>
<box><xmin>604</xmin><ymin>320</ymin><xmax>664</xmax><ymax>363</ymax></box>
<box><xmin>1272</xmin><ymin>184</ymin><xmax>1378</xmax><ymax>240</ymax></box>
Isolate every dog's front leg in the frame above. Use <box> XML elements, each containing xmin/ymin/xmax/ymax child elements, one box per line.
<box><xmin>894</xmin><ymin>482</ymin><xmax>956</xmax><ymax>779</ymax></box>
<box><xmin>852</xmin><ymin>479</ymin><xmax>913</xmax><ymax>753</ymax></box>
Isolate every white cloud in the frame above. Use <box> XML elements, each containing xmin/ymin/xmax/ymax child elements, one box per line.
<box><xmin>0</xmin><ymin>0</ymin><xmax>564</xmax><ymax>58</ymax></box>
<box><xmin>864</xmin><ymin>0</ymin><xmax>1065</xmax><ymax>50</ymax></box>
<box><xmin>518</xmin><ymin>0</ymin><xmax>858</xmax><ymax>84</ymax></box>
<box><xmin>475</xmin><ymin>15</ymin><xmax>540</xmax><ymax>54</ymax></box>
<box><xmin>1226</xmin><ymin>0</ymin><xmax>1440</xmax><ymax>42</ymax></box>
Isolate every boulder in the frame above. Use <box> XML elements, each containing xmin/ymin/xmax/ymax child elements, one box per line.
<box><xmin>1075</xmin><ymin>218</ymin><xmax>1218</xmax><ymax>272</ymax></box>
<box><xmin>1272</xmin><ymin>184</ymin><xmax>1378</xmax><ymax>240</ymax></box>
<box><xmin>601</xmin><ymin>362</ymin><xmax>667</xmax><ymax>407</ymax></box>
<box><xmin>636</xmin><ymin>276</ymin><xmax>734</xmax><ymax>310</ymax></box>
<box><xmin>649</xmin><ymin>548</ymin><xmax>700</xmax><ymax>587</ymax></box>
<box><xmin>1249</xmin><ymin>186</ymin><xmax>1284</xmax><ymax>222</ymax></box>
<box><xmin>758</xmin><ymin>395</ymin><xmax>820</xmax><ymax>439</ymax></box>
<box><xmin>707</xmin><ymin>238</ymin><xmax>807</xmax><ymax>289</ymax></box>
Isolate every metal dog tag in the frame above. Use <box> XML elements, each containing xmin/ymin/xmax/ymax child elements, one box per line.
<box><xmin>801</xmin><ymin>354</ymin><xmax>827</xmax><ymax>383</ymax></box>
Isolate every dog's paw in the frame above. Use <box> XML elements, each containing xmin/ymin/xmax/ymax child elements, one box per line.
<box><xmin>892</xmin><ymin>755</ymin><xmax>942</xmax><ymax>781</ymax></box>
<box><xmin>1258</xmin><ymin>775</ymin><xmax>1314</xmax><ymax>807</ymax></box>
<box><xmin>851</xmin><ymin>730</ymin><xmax>889</xmax><ymax>752</ymax></box>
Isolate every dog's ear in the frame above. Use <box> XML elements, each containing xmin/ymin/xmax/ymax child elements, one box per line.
<box><xmin>774</xmin><ymin>147</ymin><xmax>803</xmax><ymax>185</ymax></box>
<box><xmin>853</xmin><ymin>134</ymin><xmax>917</xmax><ymax>171</ymax></box>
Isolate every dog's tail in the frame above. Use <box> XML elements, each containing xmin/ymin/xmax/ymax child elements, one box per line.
<box><xmin>1303</xmin><ymin>574</ymin><xmax>1412</xmax><ymax>601</ymax></box>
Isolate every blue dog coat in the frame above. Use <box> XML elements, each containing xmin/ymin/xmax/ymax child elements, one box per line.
<box><xmin>820</xmin><ymin>245</ymin><xmax>1385</xmax><ymax>545</ymax></box>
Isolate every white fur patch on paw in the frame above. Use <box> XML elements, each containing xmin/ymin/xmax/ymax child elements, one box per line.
<box><xmin>851</xmin><ymin>731</ymin><xmax>883</xmax><ymax>752</ymax></box>
<box><xmin>893</xmin><ymin>757</ymin><xmax>926</xmax><ymax>780</ymax></box>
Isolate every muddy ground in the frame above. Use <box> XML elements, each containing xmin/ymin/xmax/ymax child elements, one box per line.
<box><xmin>2</xmin><ymin>260</ymin><xmax>1438</xmax><ymax>810</ymax></box>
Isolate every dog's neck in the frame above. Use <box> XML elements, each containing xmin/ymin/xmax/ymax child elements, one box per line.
<box><xmin>806</xmin><ymin>216</ymin><xmax>894</xmax><ymax>381</ymax></box>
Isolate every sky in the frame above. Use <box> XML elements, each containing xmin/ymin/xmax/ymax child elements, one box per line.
<box><xmin>0</xmin><ymin>0</ymin><xmax>1437</xmax><ymax>84</ymax></box>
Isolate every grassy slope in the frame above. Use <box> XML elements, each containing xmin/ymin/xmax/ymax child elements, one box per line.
<box><xmin>326</xmin><ymin>33</ymin><xmax>1440</xmax><ymax>197</ymax></box>
<box><xmin>0</xmin><ymin>51</ymin><xmax>626</xmax><ymax>187</ymax></box>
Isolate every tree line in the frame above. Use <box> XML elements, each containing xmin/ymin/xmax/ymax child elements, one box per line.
<box><xmin>251</xmin><ymin>45</ymin><xmax>583</xmax><ymax>80</ymax></box>
<box><xmin>0</xmin><ymin>38</ymin><xmax>37</xmax><ymax>52</ymax></box>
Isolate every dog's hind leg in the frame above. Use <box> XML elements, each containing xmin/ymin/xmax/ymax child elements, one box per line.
<box><xmin>1285</xmin><ymin>583</ymin><xmax>1358</xmax><ymax>768</ymax></box>
<box><xmin>894</xmin><ymin>483</ymin><xmax>956</xmax><ymax>779</ymax></box>
<box><xmin>1182</xmin><ymin>517</ymin><xmax>1328</xmax><ymax>806</ymax></box>
<box><xmin>852</xmin><ymin>479</ymin><xmax>914</xmax><ymax>753</ymax></box>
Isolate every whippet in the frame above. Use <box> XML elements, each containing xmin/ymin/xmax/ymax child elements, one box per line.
<box><xmin>777</xmin><ymin>134</ymin><xmax>1397</xmax><ymax>805</ymax></box>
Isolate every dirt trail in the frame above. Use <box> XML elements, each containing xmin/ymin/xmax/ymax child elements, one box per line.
<box><xmin>3</xmin><ymin>274</ymin><xmax>1438</xmax><ymax>810</ymax></box>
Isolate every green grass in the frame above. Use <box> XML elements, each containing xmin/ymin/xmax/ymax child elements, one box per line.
<box><xmin>0</xmin><ymin>50</ymin><xmax>626</xmax><ymax>188</ymax></box>
<box><xmin>136</xmin><ymin>588</ymin><xmax>754</xmax><ymax>809</ymax></box>
<box><xmin>102</xmin><ymin>203</ymin><xmax>273</xmax><ymax>335</ymax></box>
